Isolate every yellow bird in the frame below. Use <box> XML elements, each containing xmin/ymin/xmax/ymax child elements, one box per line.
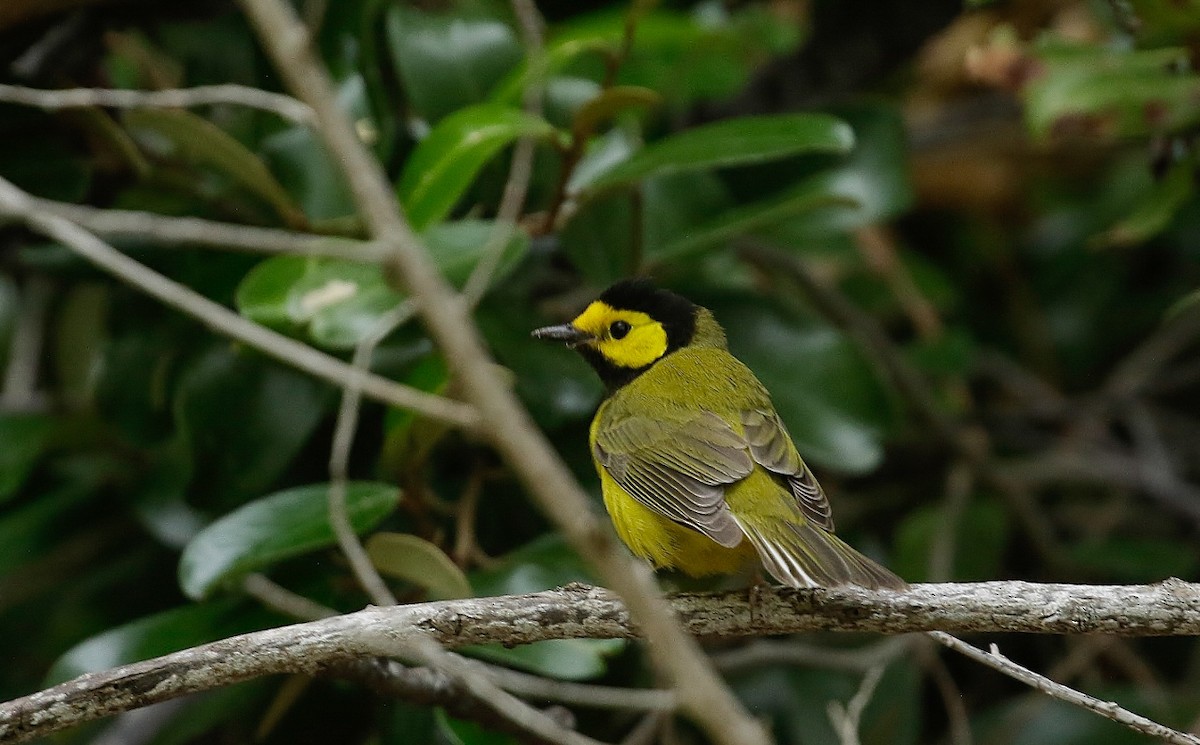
<box><xmin>533</xmin><ymin>280</ymin><xmax>905</xmax><ymax>590</ymax></box>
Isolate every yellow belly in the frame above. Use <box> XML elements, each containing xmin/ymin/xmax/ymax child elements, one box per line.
<box><xmin>598</xmin><ymin>466</ymin><xmax>757</xmax><ymax>576</ymax></box>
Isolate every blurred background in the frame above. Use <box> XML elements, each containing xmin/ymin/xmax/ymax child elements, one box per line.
<box><xmin>1</xmin><ymin>0</ymin><xmax>1199</xmax><ymax>743</ymax></box>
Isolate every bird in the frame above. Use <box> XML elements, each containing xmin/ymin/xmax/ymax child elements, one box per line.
<box><xmin>532</xmin><ymin>279</ymin><xmax>906</xmax><ymax>590</ymax></box>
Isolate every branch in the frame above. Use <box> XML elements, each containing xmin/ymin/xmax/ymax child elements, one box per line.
<box><xmin>928</xmin><ymin>632</ymin><xmax>1200</xmax><ymax>745</ymax></box>
<box><xmin>0</xmin><ymin>175</ymin><xmax>480</xmax><ymax>431</ymax></box>
<box><xmin>25</xmin><ymin>196</ymin><xmax>388</xmax><ymax>262</ymax></box>
<box><xmin>0</xmin><ymin>83</ymin><xmax>315</xmax><ymax>125</ymax></box>
<box><xmin>235</xmin><ymin>1</ymin><xmax>772</xmax><ymax>743</ymax></box>
<box><xmin>4</xmin><ymin>581</ymin><xmax>1200</xmax><ymax>743</ymax></box>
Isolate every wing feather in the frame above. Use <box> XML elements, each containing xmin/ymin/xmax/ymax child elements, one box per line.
<box><xmin>594</xmin><ymin>411</ymin><xmax>751</xmax><ymax>548</ymax></box>
<box><xmin>741</xmin><ymin>409</ymin><xmax>835</xmax><ymax>531</ymax></box>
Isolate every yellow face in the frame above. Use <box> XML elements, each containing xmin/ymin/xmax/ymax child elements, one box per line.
<box><xmin>571</xmin><ymin>301</ymin><xmax>668</xmax><ymax>370</ymax></box>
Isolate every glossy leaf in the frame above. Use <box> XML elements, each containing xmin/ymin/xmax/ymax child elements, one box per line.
<box><xmin>1025</xmin><ymin>45</ymin><xmax>1200</xmax><ymax>141</ymax></box>
<box><xmin>173</xmin><ymin>347</ymin><xmax>329</xmax><ymax>502</ymax></box>
<box><xmin>237</xmin><ymin>220</ymin><xmax>529</xmax><ymax>349</ymax></box>
<box><xmin>0</xmin><ymin>481</ymin><xmax>92</xmax><ymax>574</ymax></box>
<box><xmin>366</xmin><ymin>532</ymin><xmax>472</xmax><ymax>600</ymax></box>
<box><xmin>488</xmin><ymin>36</ymin><xmax>616</xmax><ymax>105</ymax></box>
<box><xmin>1093</xmin><ymin>159</ymin><xmax>1194</xmax><ymax>247</ymax></box>
<box><xmin>385</xmin><ymin>7</ymin><xmax>523</xmax><ymax>122</ymax></box>
<box><xmin>397</xmin><ymin>104</ymin><xmax>557</xmax><ymax>230</ymax></box>
<box><xmin>701</xmin><ymin>294</ymin><xmax>894</xmax><ymax>473</ymax></box>
<box><xmin>894</xmin><ymin>499</ymin><xmax>1009</xmax><ymax>582</ymax></box>
<box><xmin>259</xmin><ymin>76</ymin><xmax>370</xmax><ymax>221</ymax></box>
<box><xmin>0</xmin><ymin>414</ymin><xmax>56</xmax><ymax>503</ymax></box>
<box><xmin>467</xmin><ymin>638</ymin><xmax>624</xmax><ymax>681</ymax></box>
<box><xmin>178</xmin><ymin>481</ymin><xmax>400</xmax><ymax>599</ymax></box>
<box><xmin>650</xmin><ymin>176</ymin><xmax>850</xmax><ymax>263</ymax></box>
<box><xmin>581</xmin><ymin>113</ymin><xmax>855</xmax><ymax>194</ymax></box>
<box><xmin>123</xmin><ymin>108</ymin><xmax>305</xmax><ymax>226</ymax></box>
<box><xmin>760</xmin><ymin>105</ymin><xmax>914</xmax><ymax>240</ymax></box>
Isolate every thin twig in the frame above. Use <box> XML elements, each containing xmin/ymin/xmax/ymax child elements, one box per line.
<box><xmin>402</xmin><ymin>635</ymin><xmax>604</xmax><ymax>745</ymax></box>
<box><xmin>241</xmin><ymin>573</ymin><xmax>335</xmax><ymax>621</ymax></box>
<box><xmin>928</xmin><ymin>461</ymin><xmax>974</xmax><ymax>582</ymax></box>
<box><xmin>827</xmin><ymin>665</ymin><xmax>886</xmax><ymax>745</ymax></box>
<box><xmin>928</xmin><ymin>631</ymin><xmax>1200</xmax><ymax>745</ymax></box>
<box><xmin>461</xmin><ymin>0</ymin><xmax>545</xmax><ymax>308</ymax></box>
<box><xmin>913</xmin><ymin>638</ymin><xmax>973</xmax><ymax>745</ymax></box>
<box><xmin>26</xmin><ymin>197</ymin><xmax>387</xmax><ymax>261</ymax></box>
<box><xmin>0</xmin><ymin>175</ymin><xmax>480</xmax><ymax>430</ymax></box>
<box><xmin>1104</xmin><ymin>303</ymin><xmax>1200</xmax><ymax>402</ymax></box>
<box><xmin>236</xmin><ymin>1</ymin><xmax>772</xmax><ymax>743</ymax></box>
<box><xmin>327</xmin><ymin>303</ymin><xmax>414</xmax><ymax>606</ymax></box>
<box><xmin>0</xmin><ymin>276</ymin><xmax>51</xmax><ymax>413</ymax></box>
<box><xmin>0</xmin><ymin>83</ymin><xmax>315</xmax><ymax>125</ymax></box>
<box><xmin>483</xmin><ymin>666</ymin><xmax>676</xmax><ymax>712</ymax></box>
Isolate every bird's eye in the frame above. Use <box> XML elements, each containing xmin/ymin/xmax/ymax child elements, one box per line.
<box><xmin>609</xmin><ymin>320</ymin><xmax>632</xmax><ymax>339</ymax></box>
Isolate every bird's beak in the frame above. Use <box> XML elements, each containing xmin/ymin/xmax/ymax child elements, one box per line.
<box><xmin>531</xmin><ymin>323</ymin><xmax>594</xmax><ymax>348</ymax></box>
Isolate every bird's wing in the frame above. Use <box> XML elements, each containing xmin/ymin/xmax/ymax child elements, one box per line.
<box><xmin>593</xmin><ymin>410</ymin><xmax>753</xmax><ymax>548</ymax></box>
<box><xmin>740</xmin><ymin>408</ymin><xmax>835</xmax><ymax>531</ymax></box>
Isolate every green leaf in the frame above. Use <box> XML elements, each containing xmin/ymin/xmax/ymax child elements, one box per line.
<box><xmin>1025</xmin><ymin>44</ymin><xmax>1200</xmax><ymax>141</ymax></box>
<box><xmin>237</xmin><ymin>220</ymin><xmax>529</xmax><ymax>349</ymax></box>
<box><xmin>1092</xmin><ymin>159</ymin><xmax>1194</xmax><ymax>247</ymax></box>
<box><xmin>0</xmin><ymin>414</ymin><xmax>56</xmax><ymax>503</ymax></box>
<box><xmin>760</xmin><ymin>104</ymin><xmax>914</xmax><ymax>240</ymax></box>
<box><xmin>397</xmin><ymin>104</ymin><xmax>557</xmax><ymax>231</ymax></box>
<box><xmin>488</xmin><ymin>36</ymin><xmax>617</xmax><ymax>105</ymax></box>
<box><xmin>123</xmin><ymin>108</ymin><xmax>305</xmax><ymax>226</ymax></box>
<box><xmin>385</xmin><ymin>7</ymin><xmax>523</xmax><ymax>122</ymax></box>
<box><xmin>581</xmin><ymin>113</ymin><xmax>855</xmax><ymax>194</ymax></box>
<box><xmin>467</xmin><ymin>638</ymin><xmax>625</xmax><ymax>681</ymax></box>
<box><xmin>260</xmin><ymin>76</ymin><xmax>370</xmax><ymax>221</ymax></box>
<box><xmin>700</xmin><ymin>294</ymin><xmax>894</xmax><ymax>473</ymax></box>
<box><xmin>0</xmin><ymin>480</ymin><xmax>93</xmax><ymax>574</ymax></box>
<box><xmin>651</xmin><ymin>176</ymin><xmax>850</xmax><ymax>263</ymax></box>
<box><xmin>173</xmin><ymin>347</ymin><xmax>329</xmax><ymax>502</ymax></box>
<box><xmin>45</xmin><ymin>599</ymin><xmax>274</xmax><ymax>684</ymax></box>
<box><xmin>366</xmin><ymin>532</ymin><xmax>472</xmax><ymax>600</ymax></box>
<box><xmin>1068</xmin><ymin>536</ymin><xmax>1199</xmax><ymax>582</ymax></box>
<box><xmin>178</xmin><ymin>481</ymin><xmax>400</xmax><ymax>599</ymax></box>
<box><xmin>894</xmin><ymin>498</ymin><xmax>1009</xmax><ymax>582</ymax></box>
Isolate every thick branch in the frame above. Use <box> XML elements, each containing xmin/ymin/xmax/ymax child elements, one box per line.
<box><xmin>3</xmin><ymin>581</ymin><xmax>1199</xmax><ymax>743</ymax></box>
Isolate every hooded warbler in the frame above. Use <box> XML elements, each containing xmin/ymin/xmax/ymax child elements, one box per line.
<box><xmin>533</xmin><ymin>280</ymin><xmax>906</xmax><ymax>590</ymax></box>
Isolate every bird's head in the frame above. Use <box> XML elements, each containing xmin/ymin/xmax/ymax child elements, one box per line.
<box><xmin>533</xmin><ymin>280</ymin><xmax>723</xmax><ymax>390</ymax></box>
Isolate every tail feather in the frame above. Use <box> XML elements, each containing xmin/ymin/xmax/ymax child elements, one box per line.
<box><xmin>734</xmin><ymin>516</ymin><xmax>907</xmax><ymax>591</ymax></box>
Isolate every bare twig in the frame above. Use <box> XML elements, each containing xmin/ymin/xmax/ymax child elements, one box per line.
<box><xmin>1104</xmin><ymin>303</ymin><xmax>1200</xmax><ymax>402</ymax></box>
<box><xmin>0</xmin><ymin>83</ymin><xmax>315</xmax><ymax>125</ymax></box>
<box><xmin>241</xmin><ymin>573</ymin><xmax>335</xmax><ymax>622</ymax></box>
<box><xmin>928</xmin><ymin>631</ymin><xmax>1200</xmax><ymax>745</ymax></box>
<box><xmin>327</xmin><ymin>303</ymin><xmax>414</xmax><ymax>607</ymax></box>
<box><xmin>461</xmin><ymin>0</ymin><xmax>545</xmax><ymax>307</ymax></box>
<box><xmin>5</xmin><ymin>581</ymin><xmax>1200</xmax><ymax>743</ymax></box>
<box><xmin>0</xmin><ymin>276</ymin><xmax>51</xmax><ymax>412</ymax></box>
<box><xmin>0</xmin><ymin>175</ymin><xmax>480</xmax><ymax>430</ymax></box>
<box><xmin>827</xmin><ymin>665</ymin><xmax>886</xmax><ymax>745</ymax></box>
<box><xmin>25</xmin><ymin>197</ymin><xmax>387</xmax><ymax>261</ymax></box>
<box><xmin>235</xmin><ymin>1</ymin><xmax>771</xmax><ymax>743</ymax></box>
<box><xmin>913</xmin><ymin>639</ymin><xmax>973</xmax><ymax>745</ymax></box>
